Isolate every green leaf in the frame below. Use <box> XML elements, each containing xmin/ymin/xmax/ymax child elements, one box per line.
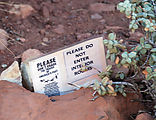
<box><xmin>111</xmin><ymin>53</ymin><xmax>116</xmax><ymax>62</ymax></box>
<box><xmin>151</xmin><ymin>54</ymin><xmax>156</xmax><ymax>62</ymax></box>
<box><xmin>121</xmin><ymin>59</ymin><xmax>126</xmax><ymax>64</ymax></box>
<box><xmin>151</xmin><ymin>48</ymin><xmax>156</xmax><ymax>52</ymax></box>
<box><xmin>147</xmin><ymin>13</ymin><xmax>155</xmax><ymax>18</ymax></box>
<box><xmin>109</xmin><ymin>40</ymin><xmax>114</xmax><ymax>45</ymax></box>
<box><xmin>142</xmin><ymin>12</ymin><xmax>147</xmax><ymax>17</ymax></box>
<box><xmin>131</xmin><ymin>0</ymin><xmax>139</xmax><ymax>3</ymax></box>
<box><xmin>101</xmin><ymin>85</ymin><xmax>106</xmax><ymax>92</ymax></box>
<box><xmin>151</xmin><ymin>72</ymin><xmax>156</xmax><ymax>77</ymax></box>
<box><xmin>129</xmin><ymin>52</ymin><xmax>137</xmax><ymax>58</ymax></box>
<box><xmin>103</xmin><ymin>39</ymin><xmax>108</xmax><ymax>44</ymax></box>
<box><xmin>140</xmin><ymin>37</ymin><xmax>145</xmax><ymax>45</ymax></box>
<box><xmin>140</xmin><ymin>49</ymin><xmax>147</xmax><ymax>55</ymax></box>
<box><xmin>149</xmin><ymin>57</ymin><xmax>154</xmax><ymax>65</ymax></box>
<box><xmin>137</xmin><ymin>13</ymin><xmax>144</xmax><ymax>17</ymax></box>
<box><xmin>146</xmin><ymin>74</ymin><xmax>152</xmax><ymax>80</ymax></box>
<box><xmin>108</xmin><ymin>33</ymin><xmax>116</xmax><ymax>40</ymax></box>
<box><xmin>152</xmin><ymin>32</ymin><xmax>156</xmax><ymax>42</ymax></box>
<box><xmin>119</xmin><ymin>6</ymin><xmax>125</xmax><ymax>12</ymax></box>
<box><xmin>106</xmin><ymin>50</ymin><xmax>110</xmax><ymax>59</ymax></box>
<box><xmin>130</xmin><ymin>20</ymin><xmax>135</xmax><ymax>26</ymax></box>
<box><xmin>149</xmin><ymin>27</ymin><xmax>155</xmax><ymax>32</ymax></box>
<box><xmin>116</xmin><ymin>63</ymin><xmax>121</xmax><ymax>68</ymax></box>
<box><xmin>136</xmin><ymin>45</ymin><xmax>142</xmax><ymax>51</ymax></box>
<box><xmin>146</xmin><ymin>67</ymin><xmax>152</xmax><ymax>73</ymax></box>
<box><xmin>110</xmin><ymin>47</ymin><xmax>118</xmax><ymax>53</ymax></box>
<box><xmin>117</xmin><ymin>3</ymin><xmax>125</xmax><ymax>12</ymax></box>
<box><xmin>135</xmin><ymin>57</ymin><xmax>139</xmax><ymax>61</ymax></box>
<box><xmin>125</xmin><ymin>10</ymin><xmax>131</xmax><ymax>16</ymax></box>
<box><xmin>115</xmin><ymin>85</ymin><xmax>119</xmax><ymax>89</ymax></box>
<box><xmin>122</xmin><ymin>92</ymin><xmax>127</xmax><ymax>97</ymax></box>
<box><xmin>106</xmin><ymin>65</ymin><xmax>112</xmax><ymax>72</ymax></box>
<box><xmin>101</xmin><ymin>90</ymin><xmax>106</xmax><ymax>96</ymax></box>
<box><xmin>94</xmin><ymin>80</ymin><xmax>100</xmax><ymax>88</ymax></box>
<box><xmin>120</xmin><ymin>73</ymin><xmax>125</xmax><ymax>79</ymax></box>
<box><xmin>144</xmin><ymin>44</ymin><xmax>152</xmax><ymax>49</ymax></box>
<box><xmin>143</xmin><ymin>4</ymin><xmax>151</xmax><ymax>12</ymax></box>
<box><xmin>108</xmin><ymin>44</ymin><xmax>113</xmax><ymax>49</ymax></box>
<box><xmin>97</xmin><ymin>89</ymin><xmax>102</xmax><ymax>95</ymax></box>
<box><xmin>114</xmin><ymin>44</ymin><xmax>126</xmax><ymax>49</ymax></box>
<box><xmin>136</xmin><ymin>6</ymin><xmax>142</xmax><ymax>13</ymax></box>
<box><xmin>126</xmin><ymin>58</ymin><xmax>132</xmax><ymax>64</ymax></box>
<box><xmin>93</xmin><ymin>86</ymin><xmax>97</xmax><ymax>90</ymax></box>
<box><xmin>122</xmin><ymin>52</ymin><xmax>128</xmax><ymax>58</ymax></box>
<box><xmin>133</xmin><ymin>24</ymin><xmax>138</xmax><ymax>29</ymax></box>
<box><xmin>118</xmin><ymin>87</ymin><xmax>124</xmax><ymax>93</ymax></box>
<box><xmin>132</xmin><ymin>59</ymin><xmax>137</xmax><ymax>64</ymax></box>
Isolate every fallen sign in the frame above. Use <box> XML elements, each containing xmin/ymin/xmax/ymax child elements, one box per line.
<box><xmin>21</xmin><ymin>37</ymin><xmax>106</xmax><ymax>96</ymax></box>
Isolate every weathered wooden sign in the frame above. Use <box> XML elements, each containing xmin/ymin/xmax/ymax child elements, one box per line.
<box><xmin>23</xmin><ymin>37</ymin><xmax>106</xmax><ymax>96</ymax></box>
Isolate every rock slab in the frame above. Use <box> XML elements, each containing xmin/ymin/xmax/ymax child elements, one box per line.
<box><xmin>22</xmin><ymin>49</ymin><xmax>43</xmax><ymax>62</ymax></box>
<box><xmin>135</xmin><ymin>113</ymin><xmax>154</xmax><ymax>120</ymax></box>
<box><xmin>0</xmin><ymin>61</ymin><xmax>22</xmax><ymax>86</ymax></box>
<box><xmin>89</xmin><ymin>3</ymin><xmax>115</xmax><ymax>13</ymax></box>
<box><xmin>0</xmin><ymin>81</ymin><xmax>144</xmax><ymax>120</ymax></box>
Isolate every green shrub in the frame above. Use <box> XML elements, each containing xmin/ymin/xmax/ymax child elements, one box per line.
<box><xmin>116</xmin><ymin>0</ymin><xmax>156</xmax><ymax>100</ymax></box>
<box><xmin>89</xmin><ymin>0</ymin><xmax>156</xmax><ymax>114</ymax></box>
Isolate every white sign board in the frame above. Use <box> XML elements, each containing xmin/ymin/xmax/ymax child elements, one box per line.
<box><xmin>28</xmin><ymin>37</ymin><xmax>106</xmax><ymax>96</ymax></box>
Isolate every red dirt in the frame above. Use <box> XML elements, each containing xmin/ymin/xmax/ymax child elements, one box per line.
<box><xmin>0</xmin><ymin>0</ymin><xmax>129</xmax><ymax>73</ymax></box>
<box><xmin>0</xmin><ymin>0</ymin><xmax>154</xmax><ymax>119</ymax></box>
<box><xmin>0</xmin><ymin>81</ymin><xmax>144</xmax><ymax>120</ymax></box>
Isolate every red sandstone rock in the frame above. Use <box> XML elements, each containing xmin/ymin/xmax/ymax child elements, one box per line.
<box><xmin>135</xmin><ymin>113</ymin><xmax>154</xmax><ymax>120</ymax></box>
<box><xmin>0</xmin><ymin>81</ymin><xmax>144</xmax><ymax>120</ymax></box>
<box><xmin>22</xmin><ymin>49</ymin><xmax>44</xmax><ymax>62</ymax></box>
<box><xmin>9</xmin><ymin>4</ymin><xmax>34</xmax><ymax>19</ymax></box>
<box><xmin>89</xmin><ymin>3</ymin><xmax>115</xmax><ymax>13</ymax></box>
<box><xmin>76</xmin><ymin>33</ymin><xmax>92</xmax><ymax>40</ymax></box>
<box><xmin>53</xmin><ymin>25</ymin><xmax>65</xmax><ymax>34</ymax></box>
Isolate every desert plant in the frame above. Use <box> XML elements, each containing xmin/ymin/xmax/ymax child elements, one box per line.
<box><xmin>116</xmin><ymin>0</ymin><xmax>156</xmax><ymax>101</ymax></box>
<box><xmin>82</xmin><ymin>0</ymin><xmax>156</xmax><ymax>102</ymax></box>
<box><xmin>82</xmin><ymin>0</ymin><xmax>156</xmax><ymax>116</ymax></box>
<box><xmin>70</xmin><ymin>0</ymin><xmax>156</xmax><ymax>115</ymax></box>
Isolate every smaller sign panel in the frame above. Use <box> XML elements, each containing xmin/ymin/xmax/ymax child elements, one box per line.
<box><xmin>64</xmin><ymin>38</ymin><xmax>105</xmax><ymax>84</ymax></box>
<box><xmin>28</xmin><ymin>37</ymin><xmax>106</xmax><ymax>96</ymax></box>
<box><xmin>29</xmin><ymin>55</ymin><xmax>61</xmax><ymax>96</ymax></box>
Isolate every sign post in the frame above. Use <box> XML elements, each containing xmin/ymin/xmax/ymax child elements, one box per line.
<box><xmin>24</xmin><ymin>37</ymin><xmax>106</xmax><ymax>96</ymax></box>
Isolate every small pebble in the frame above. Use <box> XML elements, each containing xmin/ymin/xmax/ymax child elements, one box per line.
<box><xmin>16</xmin><ymin>38</ymin><xmax>20</xmax><ymax>41</ymax></box>
<box><xmin>16</xmin><ymin>37</ymin><xmax>26</xmax><ymax>42</ymax></box>
<box><xmin>43</xmin><ymin>37</ymin><xmax>49</xmax><ymax>43</ymax></box>
<box><xmin>20</xmin><ymin>38</ymin><xmax>26</xmax><ymax>42</ymax></box>
<box><xmin>40</xmin><ymin>29</ymin><xmax>46</xmax><ymax>35</ymax></box>
<box><xmin>91</xmin><ymin>13</ymin><xmax>102</xmax><ymax>20</ymax></box>
<box><xmin>99</xmin><ymin>19</ymin><xmax>106</xmax><ymax>24</ymax></box>
<box><xmin>1</xmin><ymin>64</ymin><xmax>7</xmax><ymax>68</ymax></box>
<box><xmin>54</xmin><ymin>25</ymin><xmax>65</xmax><ymax>34</ymax></box>
<box><xmin>41</xmin><ymin>42</ymin><xmax>48</xmax><ymax>46</ymax></box>
<box><xmin>46</xmin><ymin>25</ymin><xmax>51</xmax><ymax>29</ymax></box>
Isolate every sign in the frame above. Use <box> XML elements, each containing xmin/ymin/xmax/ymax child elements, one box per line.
<box><xmin>27</xmin><ymin>37</ymin><xmax>106</xmax><ymax>96</ymax></box>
